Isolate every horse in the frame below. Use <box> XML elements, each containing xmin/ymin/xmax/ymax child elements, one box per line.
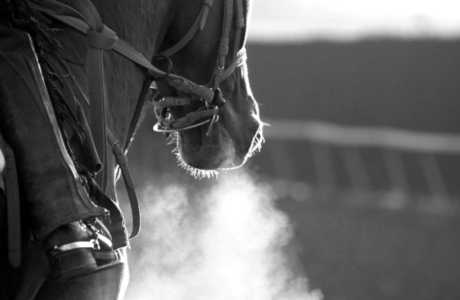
<box><xmin>0</xmin><ymin>0</ymin><xmax>264</xmax><ymax>299</ymax></box>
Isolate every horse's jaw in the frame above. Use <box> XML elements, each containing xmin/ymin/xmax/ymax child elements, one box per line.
<box><xmin>173</xmin><ymin>106</ymin><xmax>264</xmax><ymax>178</ymax></box>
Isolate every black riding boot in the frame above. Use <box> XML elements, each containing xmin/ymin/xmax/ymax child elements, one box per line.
<box><xmin>0</xmin><ymin>26</ymin><xmax>120</xmax><ymax>281</ymax></box>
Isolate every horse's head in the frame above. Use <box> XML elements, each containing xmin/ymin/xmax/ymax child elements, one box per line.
<box><xmin>154</xmin><ymin>0</ymin><xmax>263</xmax><ymax>177</ymax></box>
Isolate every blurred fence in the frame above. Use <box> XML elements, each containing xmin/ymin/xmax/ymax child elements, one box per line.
<box><xmin>263</xmin><ymin>119</ymin><xmax>460</xmax><ymax>214</ymax></box>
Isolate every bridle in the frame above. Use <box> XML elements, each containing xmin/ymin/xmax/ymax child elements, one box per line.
<box><xmin>151</xmin><ymin>0</ymin><xmax>247</xmax><ymax>135</ymax></box>
<box><xmin>31</xmin><ymin>0</ymin><xmax>247</xmax><ymax>167</ymax></box>
<box><xmin>27</xmin><ymin>0</ymin><xmax>247</xmax><ymax>239</ymax></box>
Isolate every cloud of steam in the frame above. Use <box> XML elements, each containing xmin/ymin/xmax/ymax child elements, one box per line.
<box><xmin>125</xmin><ymin>170</ymin><xmax>323</xmax><ymax>300</ymax></box>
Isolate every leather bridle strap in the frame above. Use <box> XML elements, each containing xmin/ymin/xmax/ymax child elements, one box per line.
<box><xmin>210</xmin><ymin>0</ymin><xmax>233</xmax><ymax>89</ymax></box>
<box><xmin>106</xmin><ymin>130</ymin><xmax>140</xmax><ymax>239</ymax></box>
<box><xmin>226</xmin><ymin>0</ymin><xmax>245</xmax><ymax>78</ymax></box>
<box><xmin>210</xmin><ymin>0</ymin><xmax>245</xmax><ymax>89</ymax></box>
<box><xmin>153</xmin><ymin>0</ymin><xmax>247</xmax><ymax>133</ymax></box>
<box><xmin>157</xmin><ymin>0</ymin><xmax>245</xmax><ymax>91</ymax></box>
<box><xmin>159</xmin><ymin>0</ymin><xmax>214</xmax><ymax>57</ymax></box>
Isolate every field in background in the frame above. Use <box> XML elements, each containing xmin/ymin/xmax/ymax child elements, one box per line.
<box><xmin>120</xmin><ymin>39</ymin><xmax>460</xmax><ymax>300</ymax></box>
<box><xmin>276</xmin><ymin>193</ymin><xmax>460</xmax><ymax>300</ymax></box>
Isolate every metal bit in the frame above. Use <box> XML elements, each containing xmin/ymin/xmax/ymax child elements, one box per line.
<box><xmin>206</xmin><ymin>107</ymin><xmax>220</xmax><ymax>136</ymax></box>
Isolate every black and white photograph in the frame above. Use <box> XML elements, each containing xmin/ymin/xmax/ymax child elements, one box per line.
<box><xmin>0</xmin><ymin>0</ymin><xmax>459</xmax><ymax>299</ymax></box>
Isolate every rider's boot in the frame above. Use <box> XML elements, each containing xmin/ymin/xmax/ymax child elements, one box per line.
<box><xmin>44</xmin><ymin>219</ymin><xmax>122</xmax><ymax>282</ymax></box>
<box><xmin>0</xmin><ymin>26</ymin><xmax>121</xmax><ymax>282</ymax></box>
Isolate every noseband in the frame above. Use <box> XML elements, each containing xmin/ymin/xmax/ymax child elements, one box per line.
<box><xmin>151</xmin><ymin>0</ymin><xmax>247</xmax><ymax>135</ymax></box>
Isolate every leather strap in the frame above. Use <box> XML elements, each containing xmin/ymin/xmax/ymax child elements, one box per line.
<box><xmin>3</xmin><ymin>140</ymin><xmax>21</xmax><ymax>268</ymax></box>
<box><xmin>210</xmin><ymin>0</ymin><xmax>233</xmax><ymax>89</ymax></box>
<box><xmin>219</xmin><ymin>48</ymin><xmax>246</xmax><ymax>83</ymax></box>
<box><xmin>123</xmin><ymin>73</ymin><xmax>155</xmax><ymax>152</ymax></box>
<box><xmin>106</xmin><ymin>130</ymin><xmax>141</xmax><ymax>239</ymax></box>
<box><xmin>86</xmin><ymin>27</ymin><xmax>118</xmax><ymax>190</ymax></box>
<box><xmin>210</xmin><ymin>0</ymin><xmax>246</xmax><ymax>89</ymax></box>
<box><xmin>167</xmin><ymin>77</ymin><xmax>214</xmax><ymax>102</ymax></box>
<box><xmin>159</xmin><ymin>0</ymin><xmax>214</xmax><ymax>57</ymax></box>
<box><xmin>158</xmin><ymin>107</ymin><xmax>216</xmax><ymax>130</ymax></box>
<box><xmin>232</xmin><ymin>0</ymin><xmax>244</xmax><ymax>64</ymax></box>
<box><xmin>225</xmin><ymin>0</ymin><xmax>245</xmax><ymax>80</ymax></box>
<box><xmin>153</xmin><ymin>96</ymin><xmax>190</xmax><ymax>110</ymax></box>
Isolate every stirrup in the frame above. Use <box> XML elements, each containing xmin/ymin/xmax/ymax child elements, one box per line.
<box><xmin>47</xmin><ymin>218</ymin><xmax>123</xmax><ymax>282</ymax></box>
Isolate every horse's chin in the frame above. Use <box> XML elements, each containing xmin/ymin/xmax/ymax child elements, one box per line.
<box><xmin>173</xmin><ymin>114</ymin><xmax>264</xmax><ymax>178</ymax></box>
<box><xmin>176</xmin><ymin>122</ymin><xmax>241</xmax><ymax>177</ymax></box>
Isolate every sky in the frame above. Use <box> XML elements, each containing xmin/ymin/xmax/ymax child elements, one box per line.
<box><xmin>248</xmin><ymin>0</ymin><xmax>460</xmax><ymax>42</ymax></box>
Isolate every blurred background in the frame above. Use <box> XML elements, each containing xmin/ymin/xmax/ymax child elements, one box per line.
<box><xmin>122</xmin><ymin>1</ymin><xmax>460</xmax><ymax>299</ymax></box>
